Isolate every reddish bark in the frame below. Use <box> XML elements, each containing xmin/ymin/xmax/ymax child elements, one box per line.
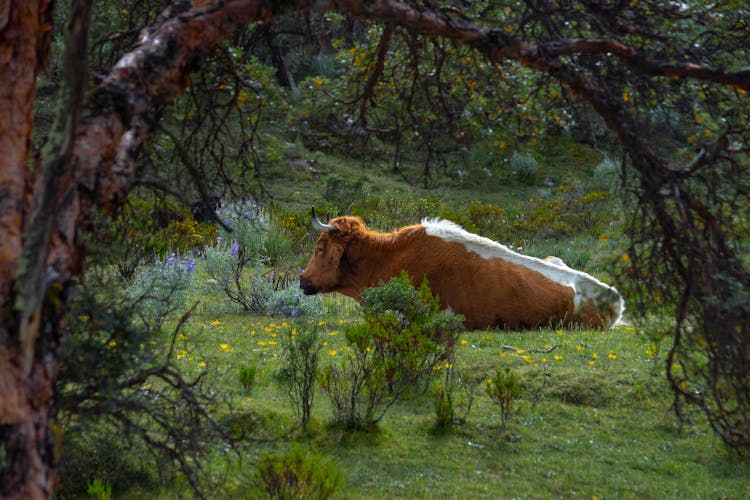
<box><xmin>0</xmin><ymin>0</ymin><xmax>52</xmax><ymax>306</ymax></box>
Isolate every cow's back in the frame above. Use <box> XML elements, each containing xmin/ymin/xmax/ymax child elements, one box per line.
<box><xmin>404</xmin><ymin>235</ymin><xmax>576</xmax><ymax>329</ymax></box>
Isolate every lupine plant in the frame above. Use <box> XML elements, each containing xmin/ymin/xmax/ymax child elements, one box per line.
<box><xmin>203</xmin><ymin>200</ymin><xmax>274</xmax><ymax>313</ymax></box>
<box><xmin>127</xmin><ymin>253</ymin><xmax>197</xmax><ymax>331</ymax></box>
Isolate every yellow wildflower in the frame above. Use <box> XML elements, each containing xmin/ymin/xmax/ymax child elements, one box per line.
<box><xmin>220</xmin><ymin>343</ymin><xmax>232</xmax><ymax>353</ymax></box>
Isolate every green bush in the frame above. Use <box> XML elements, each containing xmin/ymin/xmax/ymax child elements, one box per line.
<box><xmin>510</xmin><ymin>151</ymin><xmax>539</xmax><ymax>186</ymax></box>
<box><xmin>203</xmin><ymin>201</ymin><xmax>273</xmax><ymax>312</ymax></box>
<box><xmin>239</xmin><ymin>364</ymin><xmax>258</xmax><ymax>394</ymax></box>
<box><xmin>432</xmin><ymin>371</ymin><xmax>476</xmax><ymax>431</ymax></box>
<box><xmin>593</xmin><ymin>158</ymin><xmax>620</xmax><ymax>191</ymax></box>
<box><xmin>486</xmin><ymin>366</ymin><xmax>523</xmax><ymax>431</ymax></box>
<box><xmin>281</xmin><ymin>322</ymin><xmax>324</xmax><ymax>429</ymax></box>
<box><xmin>319</xmin><ymin>272</ymin><xmax>464</xmax><ymax>429</ymax></box>
<box><xmin>256</xmin><ymin>446</ymin><xmax>344</xmax><ymax>500</ymax></box>
<box><xmin>126</xmin><ymin>253</ymin><xmax>197</xmax><ymax>332</ymax></box>
<box><xmin>266</xmin><ymin>286</ymin><xmax>324</xmax><ymax>319</ymax></box>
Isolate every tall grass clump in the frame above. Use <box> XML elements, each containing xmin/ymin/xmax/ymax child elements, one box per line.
<box><xmin>319</xmin><ymin>272</ymin><xmax>464</xmax><ymax>430</ymax></box>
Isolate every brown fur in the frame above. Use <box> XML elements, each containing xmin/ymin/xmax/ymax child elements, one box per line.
<box><xmin>300</xmin><ymin>216</ymin><xmax>586</xmax><ymax>330</ymax></box>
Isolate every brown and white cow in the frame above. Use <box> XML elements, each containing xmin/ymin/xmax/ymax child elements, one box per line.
<box><xmin>299</xmin><ymin>209</ymin><xmax>624</xmax><ymax>330</ymax></box>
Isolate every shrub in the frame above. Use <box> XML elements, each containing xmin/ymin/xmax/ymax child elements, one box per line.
<box><xmin>266</xmin><ymin>286</ymin><xmax>324</xmax><ymax>319</ymax></box>
<box><xmin>593</xmin><ymin>158</ymin><xmax>620</xmax><ymax>191</ymax></box>
<box><xmin>510</xmin><ymin>151</ymin><xmax>538</xmax><ymax>186</ymax></box>
<box><xmin>319</xmin><ymin>272</ymin><xmax>464</xmax><ymax>429</ymax></box>
<box><xmin>126</xmin><ymin>253</ymin><xmax>197</xmax><ymax>332</ymax></box>
<box><xmin>322</xmin><ymin>174</ymin><xmax>368</xmax><ymax>213</ymax></box>
<box><xmin>281</xmin><ymin>322</ymin><xmax>323</xmax><ymax>429</ymax></box>
<box><xmin>256</xmin><ymin>446</ymin><xmax>343</xmax><ymax>500</ymax></box>
<box><xmin>87</xmin><ymin>479</ymin><xmax>112</xmax><ymax>500</ymax></box>
<box><xmin>486</xmin><ymin>366</ymin><xmax>523</xmax><ymax>431</ymax></box>
<box><xmin>203</xmin><ymin>201</ymin><xmax>274</xmax><ymax>313</ymax></box>
<box><xmin>432</xmin><ymin>370</ymin><xmax>476</xmax><ymax>431</ymax></box>
<box><xmin>239</xmin><ymin>364</ymin><xmax>258</xmax><ymax>394</ymax></box>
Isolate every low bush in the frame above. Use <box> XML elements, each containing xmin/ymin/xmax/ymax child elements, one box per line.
<box><xmin>266</xmin><ymin>286</ymin><xmax>324</xmax><ymax>319</ymax></box>
<box><xmin>510</xmin><ymin>151</ymin><xmax>539</xmax><ymax>186</ymax></box>
<box><xmin>281</xmin><ymin>321</ymin><xmax>324</xmax><ymax>429</ymax></box>
<box><xmin>256</xmin><ymin>446</ymin><xmax>343</xmax><ymax>500</ymax></box>
<box><xmin>127</xmin><ymin>253</ymin><xmax>197</xmax><ymax>332</ymax></box>
<box><xmin>203</xmin><ymin>201</ymin><xmax>273</xmax><ymax>313</ymax></box>
<box><xmin>319</xmin><ymin>272</ymin><xmax>464</xmax><ymax>430</ymax></box>
<box><xmin>486</xmin><ymin>366</ymin><xmax>523</xmax><ymax>431</ymax></box>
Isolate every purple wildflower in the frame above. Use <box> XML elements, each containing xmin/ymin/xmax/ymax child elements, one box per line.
<box><xmin>231</xmin><ymin>241</ymin><xmax>240</xmax><ymax>258</ymax></box>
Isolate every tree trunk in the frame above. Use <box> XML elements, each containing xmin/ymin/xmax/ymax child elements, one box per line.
<box><xmin>0</xmin><ymin>1</ymin><xmax>56</xmax><ymax>497</ymax></box>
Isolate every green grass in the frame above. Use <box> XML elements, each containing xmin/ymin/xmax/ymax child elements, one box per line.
<box><xmin>126</xmin><ymin>297</ymin><xmax>750</xmax><ymax>498</ymax></box>
<box><xmin>67</xmin><ymin>134</ymin><xmax>749</xmax><ymax>498</ymax></box>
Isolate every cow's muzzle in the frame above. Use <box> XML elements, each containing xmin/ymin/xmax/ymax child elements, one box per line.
<box><xmin>299</xmin><ymin>277</ymin><xmax>318</xmax><ymax>295</ymax></box>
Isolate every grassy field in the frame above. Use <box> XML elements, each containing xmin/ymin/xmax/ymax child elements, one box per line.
<box><xmin>130</xmin><ymin>291</ymin><xmax>750</xmax><ymax>499</ymax></box>
<box><xmin>62</xmin><ymin>136</ymin><xmax>749</xmax><ymax>498</ymax></box>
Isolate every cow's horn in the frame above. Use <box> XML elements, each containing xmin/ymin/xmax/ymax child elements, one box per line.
<box><xmin>311</xmin><ymin>207</ymin><xmax>337</xmax><ymax>233</ymax></box>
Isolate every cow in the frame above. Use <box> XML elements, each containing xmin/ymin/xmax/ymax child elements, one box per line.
<box><xmin>299</xmin><ymin>209</ymin><xmax>625</xmax><ymax>330</ymax></box>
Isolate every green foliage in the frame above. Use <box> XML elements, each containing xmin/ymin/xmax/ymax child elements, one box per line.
<box><xmin>510</xmin><ymin>151</ymin><xmax>539</xmax><ymax>186</ymax></box>
<box><xmin>319</xmin><ymin>272</ymin><xmax>464</xmax><ymax>429</ymax></box>
<box><xmin>239</xmin><ymin>364</ymin><xmax>258</xmax><ymax>394</ymax></box>
<box><xmin>593</xmin><ymin>158</ymin><xmax>620</xmax><ymax>191</ymax></box>
<box><xmin>203</xmin><ymin>201</ymin><xmax>274</xmax><ymax>312</ymax></box>
<box><xmin>126</xmin><ymin>253</ymin><xmax>197</xmax><ymax>332</ymax></box>
<box><xmin>266</xmin><ymin>286</ymin><xmax>324</xmax><ymax>319</ymax></box>
<box><xmin>58</xmin><ymin>264</ymin><xmax>233</xmax><ymax>497</ymax></box>
<box><xmin>281</xmin><ymin>322</ymin><xmax>324</xmax><ymax>429</ymax></box>
<box><xmin>87</xmin><ymin>479</ymin><xmax>112</xmax><ymax>500</ymax></box>
<box><xmin>486</xmin><ymin>366</ymin><xmax>523</xmax><ymax>431</ymax></box>
<box><xmin>256</xmin><ymin>446</ymin><xmax>344</xmax><ymax>500</ymax></box>
<box><xmin>322</xmin><ymin>174</ymin><xmax>369</xmax><ymax>212</ymax></box>
<box><xmin>432</xmin><ymin>370</ymin><xmax>476</xmax><ymax>431</ymax></box>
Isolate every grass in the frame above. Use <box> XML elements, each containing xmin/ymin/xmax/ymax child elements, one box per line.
<box><xmin>127</xmin><ymin>293</ymin><xmax>750</xmax><ymax>498</ymax></box>
<box><xmin>64</xmin><ymin>134</ymin><xmax>749</xmax><ymax>498</ymax></box>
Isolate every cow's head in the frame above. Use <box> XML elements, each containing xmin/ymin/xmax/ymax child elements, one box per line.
<box><xmin>299</xmin><ymin>208</ymin><xmax>363</xmax><ymax>295</ymax></box>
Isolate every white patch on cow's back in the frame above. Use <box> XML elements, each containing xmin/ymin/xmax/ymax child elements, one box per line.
<box><xmin>422</xmin><ymin>218</ymin><xmax>624</xmax><ymax>325</ymax></box>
